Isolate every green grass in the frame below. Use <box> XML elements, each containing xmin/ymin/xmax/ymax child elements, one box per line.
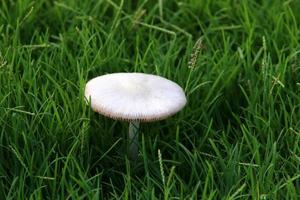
<box><xmin>1</xmin><ymin>0</ymin><xmax>300</xmax><ymax>199</ymax></box>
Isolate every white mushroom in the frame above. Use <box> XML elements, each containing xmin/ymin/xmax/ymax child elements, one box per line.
<box><xmin>85</xmin><ymin>72</ymin><xmax>187</xmax><ymax>160</ymax></box>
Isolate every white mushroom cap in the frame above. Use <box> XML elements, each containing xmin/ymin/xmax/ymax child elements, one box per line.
<box><xmin>85</xmin><ymin>73</ymin><xmax>187</xmax><ymax>122</ymax></box>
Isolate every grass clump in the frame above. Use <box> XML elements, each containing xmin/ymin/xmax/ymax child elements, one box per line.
<box><xmin>0</xmin><ymin>0</ymin><xmax>300</xmax><ymax>199</ymax></box>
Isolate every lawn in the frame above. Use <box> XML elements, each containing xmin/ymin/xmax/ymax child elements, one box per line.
<box><xmin>1</xmin><ymin>0</ymin><xmax>300</xmax><ymax>199</ymax></box>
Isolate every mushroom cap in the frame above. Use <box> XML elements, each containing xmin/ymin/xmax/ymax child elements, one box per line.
<box><xmin>85</xmin><ymin>73</ymin><xmax>187</xmax><ymax>122</ymax></box>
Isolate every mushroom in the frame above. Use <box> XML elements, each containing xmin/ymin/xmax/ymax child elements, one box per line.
<box><xmin>85</xmin><ymin>72</ymin><xmax>187</xmax><ymax>160</ymax></box>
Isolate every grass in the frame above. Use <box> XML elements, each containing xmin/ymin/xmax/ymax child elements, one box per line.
<box><xmin>1</xmin><ymin>0</ymin><xmax>300</xmax><ymax>199</ymax></box>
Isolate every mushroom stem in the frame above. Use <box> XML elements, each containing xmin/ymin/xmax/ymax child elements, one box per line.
<box><xmin>128</xmin><ymin>120</ymin><xmax>140</xmax><ymax>160</ymax></box>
